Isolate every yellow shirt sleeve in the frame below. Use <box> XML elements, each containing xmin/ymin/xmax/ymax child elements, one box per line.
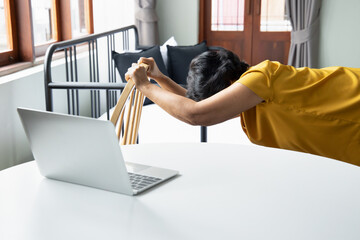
<box><xmin>236</xmin><ymin>60</ymin><xmax>280</xmax><ymax>102</ymax></box>
<box><xmin>236</xmin><ymin>70</ymin><xmax>272</xmax><ymax>102</ymax></box>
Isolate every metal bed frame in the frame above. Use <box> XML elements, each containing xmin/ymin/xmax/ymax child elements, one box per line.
<box><xmin>44</xmin><ymin>25</ymin><xmax>207</xmax><ymax>142</ymax></box>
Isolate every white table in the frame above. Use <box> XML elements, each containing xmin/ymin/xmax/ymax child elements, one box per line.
<box><xmin>1</xmin><ymin>143</ymin><xmax>360</xmax><ymax>240</ymax></box>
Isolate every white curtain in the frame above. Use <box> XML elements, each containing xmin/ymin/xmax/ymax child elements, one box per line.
<box><xmin>286</xmin><ymin>0</ymin><xmax>322</xmax><ymax>68</ymax></box>
<box><xmin>135</xmin><ymin>0</ymin><xmax>159</xmax><ymax>46</ymax></box>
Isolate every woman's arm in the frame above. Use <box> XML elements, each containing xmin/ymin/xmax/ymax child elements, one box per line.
<box><xmin>126</xmin><ymin>64</ymin><xmax>264</xmax><ymax>126</ymax></box>
<box><xmin>138</xmin><ymin>57</ymin><xmax>187</xmax><ymax>96</ymax></box>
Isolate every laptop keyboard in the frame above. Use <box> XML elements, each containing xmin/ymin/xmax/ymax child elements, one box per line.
<box><xmin>128</xmin><ymin>172</ymin><xmax>162</xmax><ymax>191</ymax></box>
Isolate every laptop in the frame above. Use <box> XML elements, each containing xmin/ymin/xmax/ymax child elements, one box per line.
<box><xmin>17</xmin><ymin>107</ymin><xmax>178</xmax><ymax>195</ymax></box>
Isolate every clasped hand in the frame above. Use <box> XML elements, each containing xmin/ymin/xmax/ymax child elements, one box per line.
<box><xmin>125</xmin><ymin>57</ymin><xmax>163</xmax><ymax>90</ymax></box>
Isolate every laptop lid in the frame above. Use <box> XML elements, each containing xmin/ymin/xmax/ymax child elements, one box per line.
<box><xmin>17</xmin><ymin>107</ymin><xmax>142</xmax><ymax>195</ymax></box>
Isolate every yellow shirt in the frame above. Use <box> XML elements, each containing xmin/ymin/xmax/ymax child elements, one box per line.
<box><xmin>237</xmin><ymin>60</ymin><xmax>360</xmax><ymax>166</ymax></box>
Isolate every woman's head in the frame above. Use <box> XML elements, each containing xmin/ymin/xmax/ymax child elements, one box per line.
<box><xmin>186</xmin><ymin>49</ymin><xmax>249</xmax><ymax>101</ymax></box>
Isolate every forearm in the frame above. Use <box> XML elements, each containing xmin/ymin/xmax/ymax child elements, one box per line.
<box><xmin>152</xmin><ymin>74</ymin><xmax>187</xmax><ymax>97</ymax></box>
<box><xmin>138</xmin><ymin>82</ymin><xmax>246</xmax><ymax>127</ymax></box>
<box><xmin>139</xmin><ymin>82</ymin><xmax>197</xmax><ymax>125</ymax></box>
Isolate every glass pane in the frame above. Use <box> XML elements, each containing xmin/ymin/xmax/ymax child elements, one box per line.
<box><xmin>71</xmin><ymin>0</ymin><xmax>87</xmax><ymax>38</ymax></box>
<box><xmin>31</xmin><ymin>0</ymin><xmax>54</xmax><ymax>45</ymax></box>
<box><xmin>0</xmin><ymin>0</ymin><xmax>10</xmax><ymax>52</ymax></box>
<box><xmin>260</xmin><ymin>0</ymin><xmax>292</xmax><ymax>32</ymax></box>
<box><xmin>211</xmin><ymin>0</ymin><xmax>245</xmax><ymax>31</ymax></box>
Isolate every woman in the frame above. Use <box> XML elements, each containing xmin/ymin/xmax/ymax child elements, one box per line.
<box><xmin>125</xmin><ymin>49</ymin><xmax>360</xmax><ymax>166</ymax></box>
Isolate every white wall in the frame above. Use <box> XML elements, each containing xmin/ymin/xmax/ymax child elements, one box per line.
<box><xmin>94</xmin><ymin>0</ymin><xmax>200</xmax><ymax>46</ymax></box>
<box><xmin>318</xmin><ymin>0</ymin><xmax>360</xmax><ymax>68</ymax></box>
<box><xmin>0</xmin><ymin>67</ymin><xmax>45</xmax><ymax>170</ymax></box>
<box><xmin>156</xmin><ymin>0</ymin><xmax>199</xmax><ymax>45</ymax></box>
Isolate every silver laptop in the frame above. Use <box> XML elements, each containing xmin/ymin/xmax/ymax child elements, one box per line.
<box><xmin>17</xmin><ymin>107</ymin><xmax>178</xmax><ymax>195</ymax></box>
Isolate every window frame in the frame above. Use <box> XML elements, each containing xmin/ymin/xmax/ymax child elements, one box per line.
<box><xmin>0</xmin><ymin>0</ymin><xmax>94</xmax><ymax>67</ymax></box>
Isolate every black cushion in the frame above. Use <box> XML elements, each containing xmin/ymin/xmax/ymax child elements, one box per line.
<box><xmin>167</xmin><ymin>41</ymin><xmax>208</xmax><ymax>86</ymax></box>
<box><xmin>112</xmin><ymin>45</ymin><xmax>168</xmax><ymax>83</ymax></box>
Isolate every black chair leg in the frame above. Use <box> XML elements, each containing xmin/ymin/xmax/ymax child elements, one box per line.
<box><xmin>201</xmin><ymin>126</ymin><xmax>207</xmax><ymax>143</ymax></box>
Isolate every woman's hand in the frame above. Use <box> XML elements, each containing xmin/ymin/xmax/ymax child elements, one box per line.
<box><xmin>139</xmin><ymin>57</ymin><xmax>187</xmax><ymax>97</ymax></box>
<box><xmin>138</xmin><ymin>57</ymin><xmax>164</xmax><ymax>81</ymax></box>
<box><xmin>125</xmin><ymin>64</ymin><xmax>150</xmax><ymax>90</ymax></box>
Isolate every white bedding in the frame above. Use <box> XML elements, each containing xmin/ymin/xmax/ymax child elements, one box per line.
<box><xmin>100</xmin><ymin>103</ymin><xmax>251</xmax><ymax>144</ymax></box>
<box><xmin>139</xmin><ymin>104</ymin><xmax>252</xmax><ymax>145</ymax></box>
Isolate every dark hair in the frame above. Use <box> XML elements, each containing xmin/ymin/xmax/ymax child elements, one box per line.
<box><xmin>186</xmin><ymin>49</ymin><xmax>249</xmax><ymax>101</ymax></box>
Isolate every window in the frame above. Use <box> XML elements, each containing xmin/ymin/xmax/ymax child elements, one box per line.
<box><xmin>71</xmin><ymin>0</ymin><xmax>87</xmax><ymax>37</ymax></box>
<box><xmin>0</xmin><ymin>0</ymin><xmax>17</xmax><ymax>66</ymax></box>
<box><xmin>0</xmin><ymin>0</ymin><xmax>9</xmax><ymax>52</ymax></box>
<box><xmin>211</xmin><ymin>0</ymin><xmax>245</xmax><ymax>31</ymax></box>
<box><xmin>31</xmin><ymin>0</ymin><xmax>56</xmax><ymax>46</ymax></box>
<box><xmin>200</xmin><ymin>0</ymin><xmax>291</xmax><ymax>65</ymax></box>
<box><xmin>0</xmin><ymin>0</ymin><xmax>94</xmax><ymax>68</ymax></box>
<box><xmin>260</xmin><ymin>0</ymin><xmax>292</xmax><ymax>32</ymax></box>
